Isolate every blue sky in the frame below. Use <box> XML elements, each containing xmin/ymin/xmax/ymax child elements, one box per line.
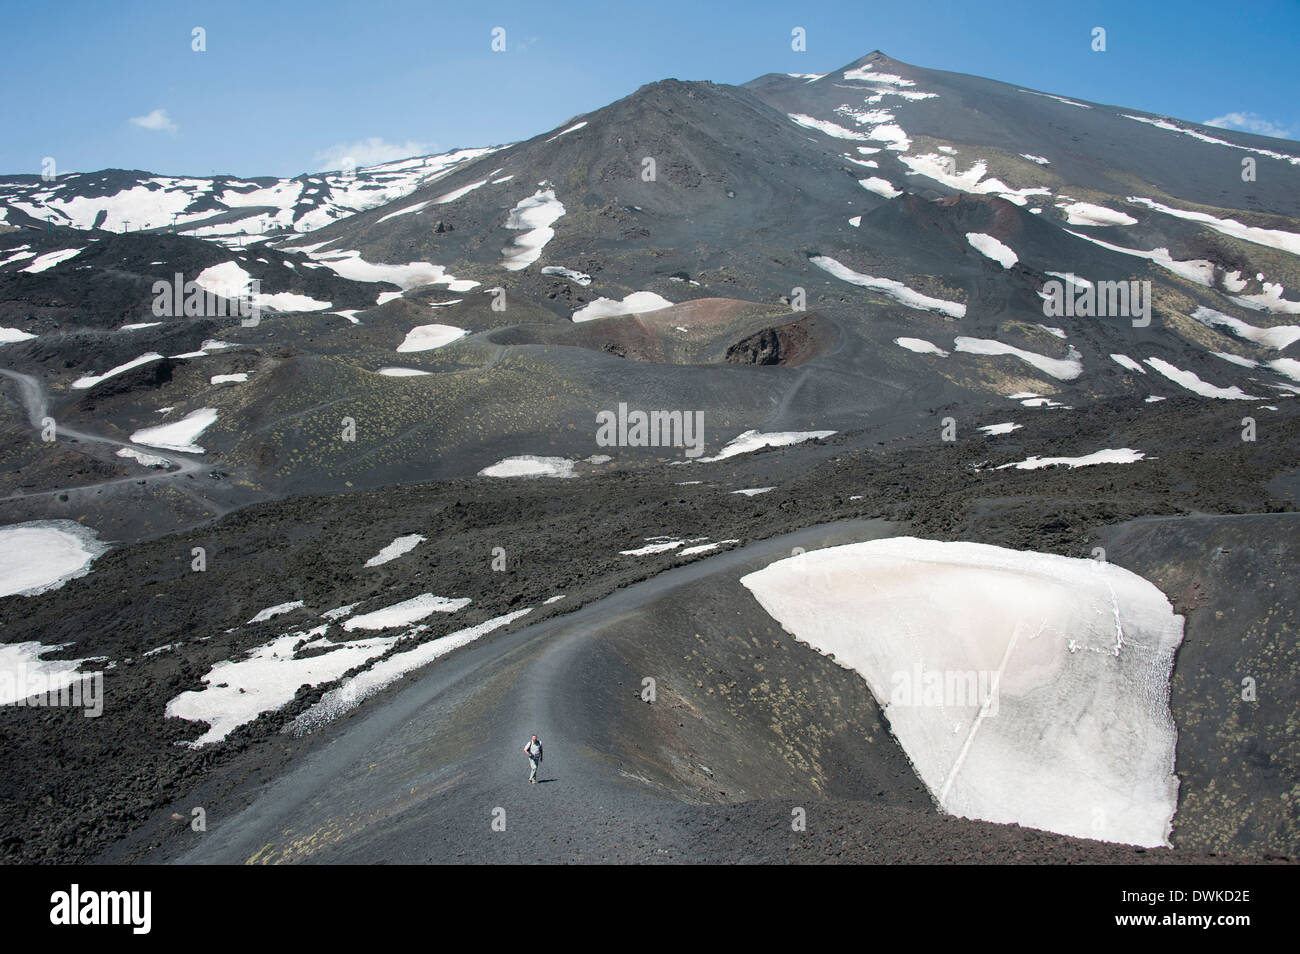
<box><xmin>2</xmin><ymin>0</ymin><xmax>1297</xmax><ymax>178</ymax></box>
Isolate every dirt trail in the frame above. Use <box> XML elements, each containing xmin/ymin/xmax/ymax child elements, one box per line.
<box><xmin>0</xmin><ymin>366</ymin><xmax>211</xmax><ymax>501</ymax></box>
<box><xmin>170</xmin><ymin>520</ymin><xmax>895</xmax><ymax>864</ymax></box>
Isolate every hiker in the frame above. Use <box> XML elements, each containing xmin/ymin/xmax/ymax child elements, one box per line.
<box><xmin>524</xmin><ymin>734</ymin><xmax>543</xmax><ymax>783</ymax></box>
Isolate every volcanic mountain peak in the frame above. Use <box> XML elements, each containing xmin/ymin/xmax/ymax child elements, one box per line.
<box><xmin>838</xmin><ymin>49</ymin><xmax>902</xmax><ymax>69</ymax></box>
<box><xmin>3</xmin><ymin>28</ymin><xmax>1300</xmax><ymax>872</ymax></box>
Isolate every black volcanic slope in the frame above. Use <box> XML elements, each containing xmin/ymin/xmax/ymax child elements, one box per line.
<box><xmin>1</xmin><ymin>48</ymin><xmax>1298</xmax><ymax>865</ymax></box>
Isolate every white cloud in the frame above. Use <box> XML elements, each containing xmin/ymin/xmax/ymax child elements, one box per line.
<box><xmin>314</xmin><ymin>137</ymin><xmax>433</xmax><ymax>172</ymax></box>
<box><xmin>1204</xmin><ymin>111</ymin><xmax>1296</xmax><ymax>140</ymax></box>
<box><xmin>129</xmin><ymin>108</ymin><xmax>178</xmax><ymax>133</ymax></box>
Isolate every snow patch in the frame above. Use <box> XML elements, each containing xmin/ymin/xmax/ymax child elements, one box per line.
<box><xmin>895</xmin><ymin>337</ymin><xmax>949</xmax><ymax>356</ymax></box>
<box><xmin>116</xmin><ymin>446</ymin><xmax>170</xmax><ymax>468</ymax></box>
<box><xmin>502</xmin><ymin>188</ymin><xmax>565</xmax><ymax>271</ymax></box>
<box><xmin>70</xmin><ymin>353</ymin><xmax>165</xmax><ymax>389</ymax></box>
<box><xmin>545</xmin><ymin>121</ymin><xmax>588</xmax><ymax>142</ymax></box>
<box><xmin>811</xmin><ymin>255</ymin><xmax>965</xmax><ymax>318</ymax></box>
<box><xmin>433</xmin><ymin>179</ymin><xmax>489</xmax><ymax>204</ymax></box>
<box><xmin>1123</xmin><ymin>115</ymin><xmax>1300</xmax><ymax>167</ymax></box>
<box><xmin>396</xmin><ymin>323</ymin><xmax>466</xmax><ymax>352</ymax></box>
<box><xmin>1230</xmin><ymin>283</ymin><xmax>1300</xmax><ymax>316</ymax></box>
<box><xmin>129</xmin><ymin>408</ymin><xmax>218</xmax><ymax>453</ymax></box>
<box><xmin>843</xmin><ymin>65</ymin><xmax>915</xmax><ymax>87</ymax></box>
<box><xmin>1058</xmin><ymin>202</ymin><xmax>1137</xmax><ymax>227</ymax></box>
<box><xmin>1065</xmin><ymin>230</ymin><xmax>1214</xmax><ymax>286</ymax></box>
<box><xmin>954</xmin><ymin>337</ymin><xmax>1083</xmax><ymax>381</ymax></box>
<box><xmin>859</xmin><ymin>177</ymin><xmax>901</xmax><ymax>198</ymax></box>
<box><xmin>478</xmin><ymin>456</ymin><xmax>576</xmax><ymax>479</ymax></box>
<box><xmin>1019</xmin><ymin>89</ymin><xmax>1092</xmax><ymax>109</ymax></box>
<box><xmin>1144</xmin><ymin>357</ymin><xmax>1259</xmax><ymax>399</ymax></box>
<box><xmin>1190</xmin><ymin>306</ymin><xmax>1300</xmax><ymax>349</ymax></box>
<box><xmin>571</xmin><ymin>292</ymin><xmax>672</xmax><ymax>323</ymax></box>
<box><xmin>996</xmin><ymin>448</ymin><xmax>1146</xmax><ymax>469</ymax></box>
<box><xmin>20</xmin><ymin>248</ymin><xmax>84</xmax><ymax>273</ymax></box>
<box><xmin>249</xmin><ymin>601</ymin><xmax>304</xmax><ymax>624</ymax></box>
<box><xmin>1129</xmin><ymin>196</ymin><xmax>1300</xmax><ymax>257</ymax></box>
<box><xmin>699</xmin><ymin>429</ymin><xmax>835</xmax><ymax>463</ymax></box>
<box><xmin>740</xmin><ymin>537</ymin><xmax>1183</xmax><ymax>847</ymax></box>
<box><xmin>312</xmin><ymin>250</ymin><xmax>479</xmax><ymax>293</ymax></box>
<box><xmin>0</xmin><ymin>640</ymin><xmax>101</xmax><ymax>707</ymax></box>
<box><xmin>787</xmin><ymin>113</ymin><xmax>871</xmax><ymax>141</ymax></box>
<box><xmin>290</xmin><ymin>609</ymin><xmax>533</xmax><ymax>733</ymax></box>
<box><xmin>0</xmin><ymin>326</ymin><xmax>37</xmax><ymax>344</ymax></box>
<box><xmin>343</xmin><ymin>594</ymin><xmax>470</xmax><ymax>632</ymax></box>
<box><xmin>900</xmin><ymin>154</ymin><xmax>1050</xmax><ymax>206</ymax></box>
<box><xmin>375</xmin><ymin>201</ymin><xmax>430</xmax><ymax>224</ymax></box>
<box><xmin>978</xmin><ymin>422</ymin><xmax>1022</xmax><ymax>436</ymax></box>
<box><xmin>1110</xmin><ymin>354</ymin><xmax>1146</xmax><ymax>374</ymax></box>
<box><xmin>166</xmin><ymin>626</ymin><xmax>398</xmax><ymax>746</ymax></box>
<box><xmin>966</xmin><ymin>233</ymin><xmax>1018</xmax><ymax>268</ymax></box>
<box><xmin>0</xmin><ymin>520</ymin><xmax>107</xmax><ymax>598</ymax></box>
<box><xmin>364</xmin><ymin>534</ymin><xmax>425</xmax><ymax>568</ymax></box>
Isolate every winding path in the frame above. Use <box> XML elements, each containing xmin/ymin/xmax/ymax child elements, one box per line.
<box><xmin>171</xmin><ymin>519</ymin><xmax>894</xmax><ymax>864</ymax></box>
<box><xmin>0</xmin><ymin>366</ymin><xmax>213</xmax><ymax>503</ymax></box>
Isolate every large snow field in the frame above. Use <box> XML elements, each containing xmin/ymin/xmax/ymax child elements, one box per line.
<box><xmin>741</xmin><ymin>537</ymin><xmax>1184</xmax><ymax>847</ymax></box>
<box><xmin>0</xmin><ymin>520</ymin><xmax>107</xmax><ymax>598</ymax></box>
